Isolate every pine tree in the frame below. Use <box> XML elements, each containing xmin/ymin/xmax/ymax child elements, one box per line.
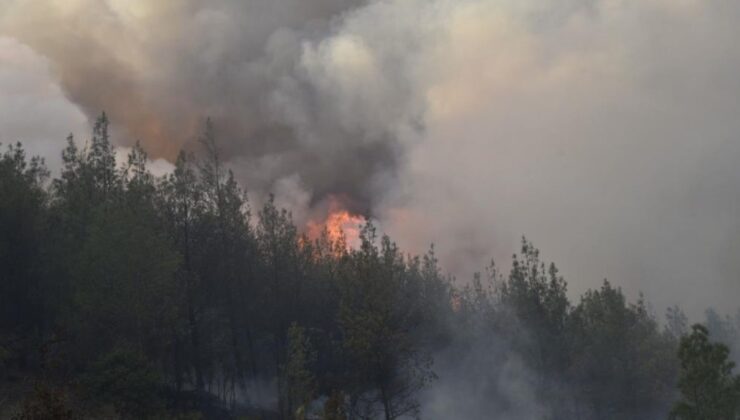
<box><xmin>282</xmin><ymin>323</ymin><xmax>317</xmax><ymax>418</ymax></box>
<box><xmin>0</xmin><ymin>143</ymin><xmax>49</xmax><ymax>370</ymax></box>
<box><xmin>339</xmin><ymin>223</ymin><xmax>434</xmax><ymax>420</ymax></box>
<box><xmin>670</xmin><ymin>324</ymin><xmax>740</xmax><ymax>419</ymax></box>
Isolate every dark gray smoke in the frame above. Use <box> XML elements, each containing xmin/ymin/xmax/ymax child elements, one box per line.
<box><xmin>3</xmin><ymin>0</ymin><xmax>740</xmax><ymax>318</ymax></box>
<box><xmin>0</xmin><ymin>0</ymin><xmax>415</xmax><ymax>215</ymax></box>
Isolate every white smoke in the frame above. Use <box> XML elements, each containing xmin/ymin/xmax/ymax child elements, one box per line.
<box><xmin>2</xmin><ymin>0</ymin><xmax>740</xmax><ymax>317</ymax></box>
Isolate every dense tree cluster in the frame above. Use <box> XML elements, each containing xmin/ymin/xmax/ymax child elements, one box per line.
<box><xmin>670</xmin><ymin>324</ymin><xmax>740</xmax><ymax>419</ymax></box>
<box><xmin>1</xmin><ymin>114</ymin><xmax>739</xmax><ymax>419</ymax></box>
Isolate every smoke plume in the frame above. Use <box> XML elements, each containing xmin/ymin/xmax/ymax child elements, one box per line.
<box><xmin>3</xmin><ymin>0</ymin><xmax>740</xmax><ymax>317</ymax></box>
<box><xmin>0</xmin><ymin>0</ymin><xmax>405</xmax><ymax>215</ymax></box>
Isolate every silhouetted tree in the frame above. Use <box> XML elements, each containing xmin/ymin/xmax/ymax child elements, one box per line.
<box><xmin>670</xmin><ymin>324</ymin><xmax>740</xmax><ymax>419</ymax></box>
<box><xmin>3</xmin><ymin>115</ymin><xmax>733</xmax><ymax>419</ymax></box>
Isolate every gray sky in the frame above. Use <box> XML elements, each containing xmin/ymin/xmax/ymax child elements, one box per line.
<box><xmin>1</xmin><ymin>0</ymin><xmax>739</xmax><ymax>317</ymax></box>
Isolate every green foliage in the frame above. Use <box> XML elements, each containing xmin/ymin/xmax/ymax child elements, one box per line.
<box><xmin>670</xmin><ymin>324</ymin><xmax>740</xmax><ymax>419</ymax></box>
<box><xmin>80</xmin><ymin>349</ymin><xmax>166</xmax><ymax>418</ymax></box>
<box><xmin>338</xmin><ymin>224</ymin><xmax>436</xmax><ymax>419</ymax></box>
<box><xmin>0</xmin><ymin>115</ymin><xmax>733</xmax><ymax>419</ymax></box>
<box><xmin>569</xmin><ymin>281</ymin><xmax>678</xmax><ymax>418</ymax></box>
<box><xmin>72</xmin><ymin>202</ymin><xmax>180</xmax><ymax>357</ymax></box>
<box><xmin>282</xmin><ymin>323</ymin><xmax>317</xmax><ymax>418</ymax></box>
<box><xmin>499</xmin><ymin>238</ymin><xmax>570</xmax><ymax>373</ymax></box>
<box><xmin>0</xmin><ymin>143</ymin><xmax>49</xmax><ymax>363</ymax></box>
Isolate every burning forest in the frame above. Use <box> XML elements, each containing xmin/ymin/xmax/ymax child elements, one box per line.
<box><xmin>3</xmin><ymin>0</ymin><xmax>740</xmax><ymax>419</ymax></box>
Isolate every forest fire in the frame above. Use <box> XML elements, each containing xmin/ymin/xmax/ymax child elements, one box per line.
<box><xmin>306</xmin><ymin>198</ymin><xmax>365</xmax><ymax>249</ymax></box>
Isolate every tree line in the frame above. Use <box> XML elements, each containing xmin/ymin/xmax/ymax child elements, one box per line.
<box><xmin>1</xmin><ymin>114</ymin><xmax>739</xmax><ymax>419</ymax></box>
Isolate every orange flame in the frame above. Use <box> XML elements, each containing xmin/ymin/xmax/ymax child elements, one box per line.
<box><xmin>306</xmin><ymin>198</ymin><xmax>365</xmax><ymax>250</ymax></box>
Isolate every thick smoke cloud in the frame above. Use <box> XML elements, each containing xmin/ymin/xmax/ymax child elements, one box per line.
<box><xmin>2</xmin><ymin>0</ymin><xmax>740</xmax><ymax>317</ymax></box>
<box><xmin>0</xmin><ymin>0</ymin><xmax>401</xmax><ymax>214</ymax></box>
<box><xmin>352</xmin><ymin>0</ymin><xmax>740</xmax><ymax>317</ymax></box>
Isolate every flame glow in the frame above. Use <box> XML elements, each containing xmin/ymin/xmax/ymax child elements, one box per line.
<box><xmin>306</xmin><ymin>199</ymin><xmax>365</xmax><ymax>249</ymax></box>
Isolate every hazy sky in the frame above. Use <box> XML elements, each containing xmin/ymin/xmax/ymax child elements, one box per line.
<box><xmin>1</xmin><ymin>0</ymin><xmax>739</xmax><ymax>317</ymax></box>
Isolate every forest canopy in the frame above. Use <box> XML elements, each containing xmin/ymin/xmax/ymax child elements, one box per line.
<box><xmin>1</xmin><ymin>115</ymin><xmax>739</xmax><ymax>419</ymax></box>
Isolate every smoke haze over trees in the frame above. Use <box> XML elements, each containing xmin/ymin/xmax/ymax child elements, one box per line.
<box><xmin>3</xmin><ymin>0</ymin><xmax>740</xmax><ymax>418</ymax></box>
<box><xmin>3</xmin><ymin>0</ymin><xmax>740</xmax><ymax>318</ymax></box>
<box><xmin>1</xmin><ymin>122</ymin><xmax>739</xmax><ymax>418</ymax></box>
